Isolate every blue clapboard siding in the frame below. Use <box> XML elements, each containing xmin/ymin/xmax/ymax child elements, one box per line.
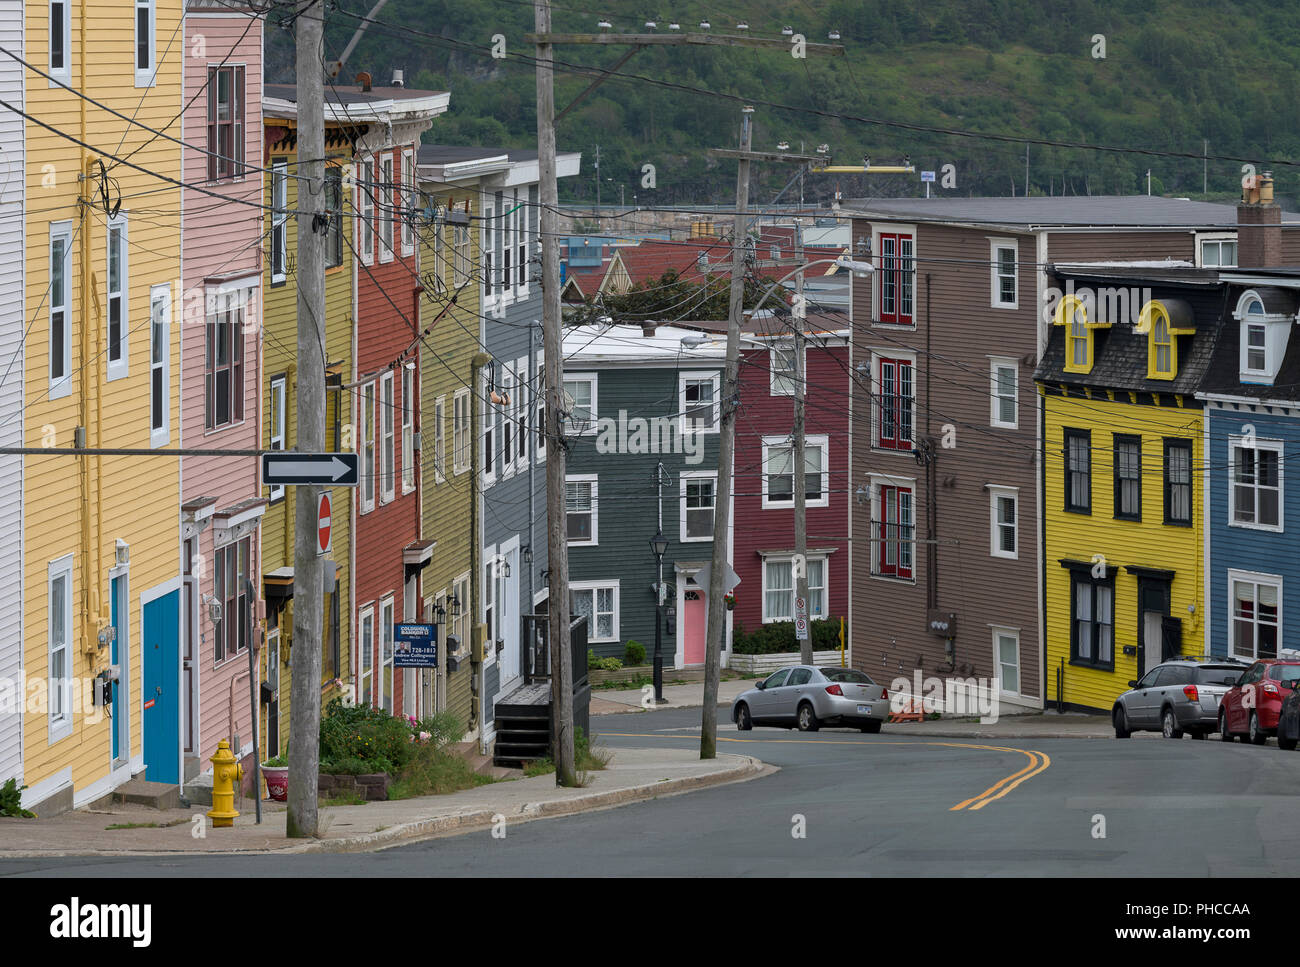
<box><xmin>1206</xmin><ymin>403</ymin><xmax>1300</xmax><ymax>658</ymax></box>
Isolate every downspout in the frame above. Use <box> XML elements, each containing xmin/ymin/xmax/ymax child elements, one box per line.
<box><xmin>925</xmin><ymin>274</ymin><xmax>936</xmax><ymax>614</ymax></box>
<box><xmin>469</xmin><ymin>351</ymin><xmax>491</xmax><ymax>730</ymax></box>
<box><xmin>527</xmin><ymin>322</ymin><xmax>535</xmax><ymax>612</ymax></box>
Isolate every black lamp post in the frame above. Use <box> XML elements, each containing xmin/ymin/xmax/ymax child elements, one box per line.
<box><xmin>650</xmin><ymin>530</ymin><xmax>670</xmax><ymax>703</ymax></box>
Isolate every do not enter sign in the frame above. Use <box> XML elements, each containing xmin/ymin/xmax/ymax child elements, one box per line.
<box><xmin>317</xmin><ymin>492</ymin><xmax>332</xmax><ymax>555</ymax></box>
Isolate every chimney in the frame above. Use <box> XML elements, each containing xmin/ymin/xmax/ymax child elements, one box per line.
<box><xmin>1238</xmin><ymin>169</ymin><xmax>1281</xmax><ymax>268</ymax></box>
<box><xmin>642</xmin><ymin>323</ymin><xmax>658</xmax><ymax>337</ymax></box>
<box><xmin>355</xmin><ymin>71</ymin><xmax>372</xmax><ymax>92</ymax></box>
<box><xmin>391</xmin><ymin>69</ymin><xmax>404</xmax><ymax>88</ymax></box>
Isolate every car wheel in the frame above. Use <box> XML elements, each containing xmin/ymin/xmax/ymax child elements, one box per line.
<box><xmin>1249</xmin><ymin>712</ymin><xmax>1268</xmax><ymax>745</ymax></box>
<box><xmin>1279</xmin><ymin>730</ymin><xmax>1297</xmax><ymax>751</ymax></box>
<box><xmin>796</xmin><ymin>702</ymin><xmax>820</xmax><ymax>732</ymax></box>
<box><xmin>735</xmin><ymin>702</ymin><xmax>752</xmax><ymax>732</ymax></box>
<box><xmin>1113</xmin><ymin>706</ymin><xmax>1131</xmax><ymax>739</ymax></box>
<box><xmin>859</xmin><ymin>720</ymin><xmax>882</xmax><ymax>734</ymax></box>
<box><xmin>1161</xmin><ymin>707</ymin><xmax>1184</xmax><ymax>740</ymax></box>
<box><xmin>1219</xmin><ymin>709</ymin><xmax>1235</xmax><ymax>741</ymax></box>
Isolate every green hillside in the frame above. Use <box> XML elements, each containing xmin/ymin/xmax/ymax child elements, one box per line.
<box><xmin>268</xmin><ymin>0</ymin><xmax>1300</xmax><ymax>206</ymax></box>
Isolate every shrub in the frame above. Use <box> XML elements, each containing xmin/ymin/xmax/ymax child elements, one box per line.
<box><xmin>320</xmin><ymin>756</ymin><xmax>375</xmax><ymax>776</ymax></box>
<box><xmin>592</xmin><ymin>656</ymin><xmax>623</xmax><ymax>671</ymax></box>
<box><xmin>0</xmin><ymin>777</ymin><xmax>34</xmax><ymax>818</ymax></box>
<box><xmin>731</xmin><ymin>618</ymin><xmax>846</xmax><ymax>655</ymax></box>
<box><xmin>623</xmin><ymin>640</ymin><xmax>647</xmax><ymax>666</ymax></box>
<box><xmin>414</xmin><ymin>710</ymin><xmax>466</xmax><ymax>747</ymax></box>
<box><xmin>319</xmin><ymin>697</ymin><xmax>415</xmax><ymax>775</ymax></box>
<box><xmin>262</xmin><ymin>754</ymin><xmax>288</xmax><ymax>768</ymax></box>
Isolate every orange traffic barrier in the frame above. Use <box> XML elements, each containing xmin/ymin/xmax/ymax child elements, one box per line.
<box><xmin>888</xmin><ymin>694</ymin><xmax>925</xmax><ymax>723</ymax></box>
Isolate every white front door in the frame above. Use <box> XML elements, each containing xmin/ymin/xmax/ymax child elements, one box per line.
<box><xmin>499</xmin><ymin>543</ymin><xmax>521</xmax><ymax>689</ymax></box>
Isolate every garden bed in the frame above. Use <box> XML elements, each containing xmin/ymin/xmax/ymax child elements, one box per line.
<box><xmin>726</xmin><ymin>649</ymin><xmax>847</xmax><ymax>676</ymax></box>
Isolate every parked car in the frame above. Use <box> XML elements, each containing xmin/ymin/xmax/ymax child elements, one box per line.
<box><xmin>1277</xmin><ymin>683</ymin><xmax>1300</xmax><ymax>751</ymax></box>
<box><xmin>733</xmin><ymin>665</ymin><xmax>889</xmax><ymax>733</ymax></box>
<box><xmin>1219</xmin><ymin>658</ymin><xmax>1300</xmax><ymax>744</ymax></box>
<box><xmin>1112</xmin><ymin>657</ymin><xmax>1247</xmax><ymax>739</ymax></box>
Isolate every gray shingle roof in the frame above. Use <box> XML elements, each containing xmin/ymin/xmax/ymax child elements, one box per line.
<box><xmin>842</xmin><ymin>195</ymin><xmax>1300</xmax><ymax>229</ymax></box>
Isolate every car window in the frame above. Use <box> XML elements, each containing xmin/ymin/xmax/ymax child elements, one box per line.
<box><xmin>820</xmin><ymin>668</ymin><xmax>874</xmax><ymax>685</ymax></box>
<box><xmin>1270</xmin><ymin>665</ymin><xmax>1300</xmax><ymax>683</ymax></box>
<box><xmin>1243</xmin><ymin>663</ymin><xmax>1266</xmax><ymax>685</ymax></box>
<box><xmin>1161</xmin><ymin>665</ymin><xmax>1194</xmax><ymax>685</ymax></box>
<box><xmin>788</xmin><ymin>668</ymin><xmax>812</xmax><ymax>686</ymax></box>
<box><xmin>1136</xmin><ymin>670</ymin><xmax>1161</xmax><ymax>689</ymax></box>
<box><xmin>764</xmin><ymin>669</ymin><xmax>790</xmax><ymax>689</ymax></box>
<box><xmin>1196</xmin><ymin>666</ymin><xmax>1245</xmax><ymax>686</ymax></box>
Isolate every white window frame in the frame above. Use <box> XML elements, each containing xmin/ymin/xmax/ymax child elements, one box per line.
<box><xmin>149</xmin><ymin>283</ymin><xmax>171</xmax><ymax>447</ymax></box>
<box><xmin>761</xmin><ymin>434</ymin><xmax>829</xmax><ymax>509</ymax></box>
<box><xmin>515</xmin><ymin>188</ymin><xmax>530</xmax><ymax>297</ymax></box>
<box><xmin>761</xmin><ymin>555</ymin><xmax>827</xmax><ymax>624</ymax></box>
<box><xmin>134</xmin><ymin>0</ymin><xmax>156</xmax><ymax>88</ymax></box>
<box><xmin>871</xmin><ymin>223</ymin><xmax>916</xmax><ymax>327</ymax></box>
<box><xmin>769</xmin><ymin>345</ymin><xmax>800</xmax><ymax>397</ymax></box>
<box><xmin>535</xmin><ymin>350</ymin><xmax>546</xmax><ymax>463</ymax></box>
<box><xmin>872</xmin><ymin>350</ymin><xmax>916</xmax><ymax>451</ymax></box>
<box><xmin>563</xmin><ymin>373</ymin><xmax>598</xmax><ymax>435</ymax></box>
<box><xmin>271</xmin><ymin>160</ymin><xmax>288</xmax><ymax>284</ymax></box>
<box><xmin>992</xmin><ymin>626</ymin><xmax>1021</xmax><ymax>696</ymax></box>
<box><xmin>357</xmin><ymin>604</ymin><xmax>374</xmax><ymax>707</ymax></box>
<box><xmin>401</xmin><ymin>148</ymin><xmax>415</xmax><ymax>258</ymax></box>
<box><xmin>990</xmin><ymin>356</ymin><xmax>1017</xmax><ymax>429</ymax></box>
<box><xmin>515</xmin><ymin>355</ymin><xmax>529</xmax><ymax>470</ymax></box>
<box><xmin>565</xmin><ymin>474</ymin><xmax>599</xmax><ymax>546</ymax></box>
<box><xmin>452</xmin><ymin>387</ymin><xmax>470</xmax><ymax>474</ymax></box>
<box><xmin>360</xmin><ymin>381</ymin><xmax>375</xmax><ymax>512</ymax></box>
<box><xmin>1228</xmin><ymin>569</ymin><xmax>1282</xmax><ymax>662</ymax></box>
<box><xmin>570</xmin><ymin>580</ymin><xmax>619</xmax><ymax>643</ymax></box>
<box><xmin>1228</xmin><ymin>435</ymin><xmax>1283</xmax><ymax>532</ymax></box>
<box><xmin>358</xmin><ymin>159</ymin><xmax>374</xmax><ymax>265</ymax></box>
<box><xmin>49</xmin><ymin>0</ymin><xmax>71</xmax><ymax>84</ymax></box>
<box><xmin>679</xmin><ymin>371</ymin><xmax>721</xmax><ymax>435</ymax></box>
<box><xmin>989</xmin><ymin>238</ymin><xmax>1018</xmax><ymax>309</ymax></box>
<box><xmin>680</xmin><ymin>471</ymin><xmax>717</xmax><ymax>543</ymax></box>
<box><xmin>379</xmin><ymin>595</ymin><xmax>395</xmax><ymax>712</ymax></box>
<box><xmin>454</xmin><ymin>224</ymin><xmax>470</xmax><ymax>287</ymax></box>
<box><xmin>106</xmin><ymin>215</ymin><xmax>129</xmax><ymax>381</ymax></box>
<box><xmin>433</xmin><ymin>394</ymin><xmax>446</xmax><ymax>484</ymax></box>
<box><xmin>870</xmin><ymin>473</ymin><xmax>917</xmax><ymax>582</ymax></box>
<box><xmin>47</xmin><ymin>554</ymin><xmax>74</xmax><ymax>744</ymax></box>
<box><xmin>401</xmin><ymin>365</ymin><xmax>416</xmax><ymax>494</ymax></box>
<box><xmin>481</xmin><ymin>370</ymin><xmax>497</xmax><ymax>488</ymax></box>
<box><xmin>502</xmin><ymin>364</ymin><xmax>516</xmax><ymax>478</ymax></box>
<box><xmin>988</xmin><ymin>485</ymin><xmax>1018</xmax><ymax>560</ymax></box>
<box><xmin>1195</xmin><ymin>232</ymin><xmax>1238</xmax><ymax>269</ymax></box>
<box><xmin>49</xmin><ymin>222</ymin><xmax>72</xmax><ymax>400</ymax></box>
<box><xmin>380</xmin><ymin>371</ymin><xmax>395</xmax><ymax>503</ymax></box>
<box><xmin>481</xmin><ymin>197</ymin><xmax>496</xmax><ymax>312</ymax></box>
<box><xmin>268</xmin><ymin>375</ymin><xmax>286</xmax><ymax>501</ymax></box>
<box><xmin>379</xmin><ymin>154</ymin><xmax>395</xmax><ymax>264</ymax></box>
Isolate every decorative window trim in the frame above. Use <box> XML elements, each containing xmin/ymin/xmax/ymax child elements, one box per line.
<box><xmin>401</xmin><ymin>365</ymin><xmax>416</xmax><ymax>495</ymax></box>
<box><xmin>1056</xmin><ymin>293</ymin><xmax>1094</xmax><ymax>374</ymax></box>
<box><xmin>452</xmin><ymin>387</ymin><xmax>470</xmax><ymax>474</ymax></box>
<box><xmin>106</xmin><ymin>215</ymin><xmax>129</xmax><ymax>382</ymax></box>
<box><xmin>679</xmin><ymin>470</ymin><xmax>718</xmax><ymax>543</ymax></box>
<box><xmin>206</xmin><ymin>64</ymin><xmax>246</xmax><ymax>182</ymax></box>
<box><xmin>989</xmin><ymin>238</ymin><xmax>1018</xmax><ymax>309</ymax></box>
<box><xmin>1066</xmin><ymin>565</ymin><xmax>1115</xmax><ymax>671</ymax></box>
<box><xmin>565</xmin><ymin>474</ymin><xmax>599</xmax><ymax>546</ymax></box>
<box><xmin>760</xmin><ymin>555</ymin><xmax>827</xmax><ymax>624</ymax></box>
<box><xmin>400</xmin><ymin>148</ymin><xmax>415</xmax><ymax>258</ymax></box>
<box><xmin>988</xmin><ymin>485</ymin><xmax>1018</xmax><ymax>560</ymax></box>
<box><xmin>872</xmin><ymin>224</ymin><xmax>916</xmax><ymax>326</ymax></box>
<box><xmin>357</xmin><ymin>604</ymin><xmax>375</xmax><ymax>707</ymax></box>
<box><xmin>358</xmin><ymin>159</ymin><xmax>374</xmax><ymax>266</ymax></box>
<box><xmin>873</xmin><ymin>351</ymin><xmax>915</xmax><ymax>451</ymax></box>
<box><xmin>1112</xmin><ymin>433</ymin><xmax>1142</xmax><ymax>522</ymax></box>
<box><xmin>761</xmin><ymin>434</ymin><xmax>830</xmax><ymax>509</ymax></box>
<box><xmin>379</xmin><ymin>595</ymin><xmax>395</xmax><ymax>712</ymax></box>
<box><xmin>1227</xmin><ymin>569</ymin><xmax>1282</xmax><ymax>663</ymax></box>
<box><xmin>380</xmin><ymin>372</ymin><xmax>395</xmax><ymax>504</ymax></box>
<box><xmin>432</xmin><ymin>394</ymin><xmax>446</xmax><ymax>484</ymax></box>
<box><xmin>1227</xmin><ymin>435</ymin><xmax>1283</xmax><ymax>533</ymax></box>
<box><xmin>870</xmin><ymin>474</ymin><xmax>916</xmax><ymax>582</ymax></box>
<box><xmin>360</xmin><ymin>381</ymin><xmax>376</xmax><ymax>513</ymax></box>
<box><xmin>569</xmin><ymin>580</ymin><xmax>620</xmax><ymax>642</ymax></box>
<box><xmin>679</xmin><ymin>371</ymin><xmax>722</xmax><ymax>436</ymax></box>
<box><xmin>989</xmin><ymin>356</ymin><xmax>1017</xmax><ymax>429</ymax></box>
<box><xmin>1163</xmin><ymin>437</ymin><xmax>1193</xmax><ymax>526</ymax></box>
<box><xmin>378</xmin><ymin>154</ymin><xmax>395</xmax><ymax>265</ymax></box>
<box><xmin>1063</xmin><ymin>427</ymin><xmax>1091</xmax><ymax>514</ymax></box>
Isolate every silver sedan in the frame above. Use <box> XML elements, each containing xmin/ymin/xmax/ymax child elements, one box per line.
<box><xmin>732</xmin><ymin>665</ymin><xmax>889</xmax><ymax>733</ymax></box>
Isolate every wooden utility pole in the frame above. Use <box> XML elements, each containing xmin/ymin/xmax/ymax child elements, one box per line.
<box><xmin>793</xmin><ymin>219</ymin><xmax>811</xmax><ymax>665</ymax></box>
<box><xmin>536</xmin><ymin>0</ymin><xmax>577</xmax><ymax>787</ymax></box>
<box><xmin>287</xmin><ymin>0</ymin><xmax>326</xmax><ymax>838</ymax></box>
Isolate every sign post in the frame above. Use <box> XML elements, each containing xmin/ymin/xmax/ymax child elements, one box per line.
<box><xmin>794</xmin><ymin>595</ymin><xmax>809</xmax><ymax>642</ymax></box>
<box><xmin>317</xmin><ymin>492</ymin><xmax>332</xmax><ymax>556</ymax></box>
<box><xmin>261</xmin><ymin>452</ymin><xmax>359</xmax><ymax>487</ymax></box>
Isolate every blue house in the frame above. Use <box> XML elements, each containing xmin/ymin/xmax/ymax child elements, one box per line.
<box><xmin>1198</xmin><ymin>271</ymin><xmax>1300</xmax><ymax>664</ymax></box>
<box><xmin>561</xmin><ymin>323</ymin><xmax>727</xmax><ymax>666</ymax></box>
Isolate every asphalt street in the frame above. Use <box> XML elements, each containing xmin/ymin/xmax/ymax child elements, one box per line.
<box><xmin>4</xmin><ymin>707</ymin><xmax>1300</xmax><ymax>877</ymax></box>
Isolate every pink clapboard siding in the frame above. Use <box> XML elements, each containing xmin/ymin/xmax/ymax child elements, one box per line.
<box><xmin>180</xmin><ymin>8</ymin><xmax>264</xmax><ymax>767</ymax></box>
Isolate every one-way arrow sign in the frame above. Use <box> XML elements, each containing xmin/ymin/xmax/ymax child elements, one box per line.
<box><xmin>261</xmin><ymin>452</ymin><xmax>359</xmax><ymax>487</ymax></box>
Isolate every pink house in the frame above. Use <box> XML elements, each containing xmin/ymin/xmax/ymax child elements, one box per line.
<box><xmin>179</xmin><ymin>0</ymin><xmax>265</xmax><ymax>783</ymax></box>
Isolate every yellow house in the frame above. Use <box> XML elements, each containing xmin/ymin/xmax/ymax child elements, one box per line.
<box><xmin>22</xmin><ymin>0</ymin><xmax>184</xmax><ymax>813</ymax></box>
<box><xmin>1037</xmin><ymin>272</ymin><xmax>1216</xmax><ymax>716</ymax></box>
<box><xmin>257</xmin><ymin>102</ymin><xmax>360</xmax><ymax>763</ymax></box>
<box><xmin>413</xmin><ymin>146</ymin><xmax>486</xmax><ymax>726</ymax></box>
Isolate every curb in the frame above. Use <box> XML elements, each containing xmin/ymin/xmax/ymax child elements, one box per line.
<box><xmin>293</xmin><ymin>753</ymin><xmax>768</xmax><ymax>854</ymax></box>
<box><xmin>884</xmin><ymin>729</ymin><xmax>1112</xmax><ymax>740</ymax></box>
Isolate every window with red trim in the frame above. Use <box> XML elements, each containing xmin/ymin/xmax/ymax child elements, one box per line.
<box><xmin>876</xmin><ymin>356</ymin><xmax>913</xmax><ymax>450</ymax></box>
<box><xmin>876</xmin><ymin>232</ymin><xmax>914</xmax><ymax>325</ymax></box>
<box><xmin>876</xmin><ymin>485</ymin><xmax>914</xmax><ymax>579</ymax></box>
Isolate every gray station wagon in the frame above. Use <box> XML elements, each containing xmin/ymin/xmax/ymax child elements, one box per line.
<box><xmin>1113</xmin><ymin>657</ymin><xmax>1248</xmax><ymax>739</ymax></box>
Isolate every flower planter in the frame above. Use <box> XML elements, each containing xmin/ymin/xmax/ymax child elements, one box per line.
<box><xmin>727</xmin><ymin>649</ymin><xmax>846</xmax><ymax>676</ymax></box>
<box><xmin>261</xmin><ymin>765</ymin><xmax>289</xmax><ymax>802</ymax></box>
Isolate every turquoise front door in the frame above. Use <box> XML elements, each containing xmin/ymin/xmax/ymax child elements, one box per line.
<box><xmin>142</xmin><ymin>590</ymin><xmax>180</xmax><ymax>785</ymax></box>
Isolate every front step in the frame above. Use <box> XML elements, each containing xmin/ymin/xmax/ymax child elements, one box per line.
<box><xmin>182</xmin><ymin>772</ymin><xmax>213</xmax><ymax>807</ymax></box>
<box><xmin>111</xmin><ymin>777</ymin><xmax>181</xmax><ymax>810</ymax></box>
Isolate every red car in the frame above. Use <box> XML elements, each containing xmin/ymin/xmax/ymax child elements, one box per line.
<box><xmin>1218</xmin><ymin>659</ymin><xmax>1300</xmax><ymax>744</ymax></box>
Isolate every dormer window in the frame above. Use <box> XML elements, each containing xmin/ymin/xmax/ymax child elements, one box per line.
<box><xmin>1056</xmin><ymin>294</ymin><xmax>1093</xmax><ymax>374</ymax></box>
<box><xmin>1233</xmin><ymin>290</ymin><xmax>1293</xmax><ymax>385</ymax></box>
<box><xmin>1140</xmin><ymin>298</ymin><xmax>1194</xmax><ymax>381</ymax></box>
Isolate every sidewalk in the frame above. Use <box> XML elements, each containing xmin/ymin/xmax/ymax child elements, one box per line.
<box><xmin>0</xmin><ymin>748</ymin><xmax>768</xmax><ymax>857</ymax></box>
<box><xmin>591</xmin><ymin>677</ymin><xmax>760</xmax><ymax>714</ymax></box>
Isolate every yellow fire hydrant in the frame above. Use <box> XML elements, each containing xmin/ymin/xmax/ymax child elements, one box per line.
<box><xmin>207</xmin><ymin>739</ymin><xmax>243</xmax><ymax>828</ymax></box>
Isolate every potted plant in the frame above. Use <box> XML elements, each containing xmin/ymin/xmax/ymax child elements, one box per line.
<box><xmin>723</xmin><ymin>591</ymin><xmax>736</xmax><ymax>611</ymax></box>
<box><xmin>262</xmin><ymin>754</ymin><xmax>288</xmax><ymax>802</ymax></box>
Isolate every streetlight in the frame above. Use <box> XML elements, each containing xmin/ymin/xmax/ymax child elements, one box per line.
<box><xmin>650</xmin><ymin>530</ymin><xmax>670</xmax><ymax>704</ymax></box>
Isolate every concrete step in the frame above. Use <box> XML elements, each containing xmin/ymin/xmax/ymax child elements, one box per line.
<box><xmin>112</xmin><ymin>777</ymin><xmax>181</xmax><ymax>810</ymax></box>
<box><xmin>183</xmin><ymin>756</ymin><xmax>201</xmax><ymax>782</ymax></box>
<box><xmin>182</xmin><ymin>772</ymin><xmax>213</xmax><ymax>807</ymax></box>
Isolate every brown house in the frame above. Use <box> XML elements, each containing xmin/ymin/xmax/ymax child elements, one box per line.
<box><xmin>839</xmin><ymin>195</ymin><xmax>1300</xmax><ymax>714</ymax></box>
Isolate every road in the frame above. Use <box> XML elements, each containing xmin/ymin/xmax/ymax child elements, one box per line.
<box><xmin>4</xmin><ymin>707</ymin><xmax>1300</xmax><ymax>876</ymax></box>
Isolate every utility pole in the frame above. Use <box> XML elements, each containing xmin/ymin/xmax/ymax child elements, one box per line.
<box><xmin>793</xmin><ymin>218</ymin><xmax>811</xmax><ymax>665</ymax></box>
<box><xmin>594</xmin><ymin>143</ymin><xmax>600</xmax><ymax>217</ymax></box>
<box><xmin>287</xmin><ymin>0</ymin><xmax>326</xmax><ymax>838</ymax></box>
<box><xmin>535</xmin><ymin>0</ymin><xmax>577</xmax><ymax>787</ymax></box>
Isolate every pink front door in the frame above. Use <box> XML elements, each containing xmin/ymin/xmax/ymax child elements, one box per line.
<box><xmin>684</xmin><ymin>589</ymin><xmax>707</xmax><ymax>665</ymax></box>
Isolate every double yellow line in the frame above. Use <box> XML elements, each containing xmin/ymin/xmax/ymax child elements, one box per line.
<box><xmin>601</xmin><ymin>732</ymin><xmax>1052</xmax><ymax>812</ymax></box>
